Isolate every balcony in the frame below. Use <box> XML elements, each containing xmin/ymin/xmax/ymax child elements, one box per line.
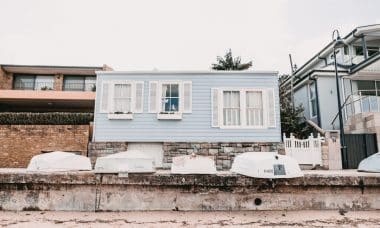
<box><xmin>63</xmin><ymin>82</ymin><xmax>96</xmax><ymax>92</ymax></box>
<box><xmin>13</xmin><ymin>82</ymin><xmax>55</xmax><ymax>91</ymax></box>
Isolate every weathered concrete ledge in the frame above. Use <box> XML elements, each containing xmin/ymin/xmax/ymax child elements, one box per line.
<box><xmin>0</xmin><ymin>169</ymin><xmax>380</xmax><ymax>211</ymax></box>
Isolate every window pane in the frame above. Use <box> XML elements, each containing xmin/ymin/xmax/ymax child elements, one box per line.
<box><xmin>13</xmin><ymin>75</ymin><xmax>35</xmax><ymax>90</ymax></box>
<box><xmin>161</xmin><ymin>83</ymin><xmax>180</xmax><ymax>112</ymax></box>
<box><xmin>355</xmin><ymin>46</ymin><xmax>364</xmax><ymax>56</ymax></box>
<box><xmin>162</xmin><ymin>84</ymin><xmax>170</xmax><ymax>97</ymax></box>
<box><xmin>114</xmin><ymin>84</ymin><xmax>132</xmax><ymax>113</ymax></box>
<box><xmin>35</xmin><ymin>76</ymin><xmax>54</xmax><ymax>90</ymax></box>
<box><xmin>357</xmin><ymin>80</ymin><xmax>376</xmax><ymax>95</ymax></box>
<box><xmin>246</xmin><ymin>91</ymin><xmax>263</xmax><ymax>126</ymax></box>
<box><xmin>84</xmin><ymin>76</ymin><xmax>96</xmax><ymax>91</ymax></box>
<box><xmin>170</xmin><ymin>84</ymin><xmax>179</xmax><ymax>97</ymax></box>
<box><xmin>64</xmin><ymin>76</ymin><xmax>85</xmax><ymax>91</ymax></box>
<box><xmin>223</xmin><ymin>91</ymin><xmax>240</xmax><ymax>126</ymax></box>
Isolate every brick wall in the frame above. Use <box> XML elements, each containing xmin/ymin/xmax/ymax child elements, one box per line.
<box><xmin>0</xmin><ymin>125</ymin><xmax>89</xmax><ymax>168</ymax></box>
<box><xmin>53</xmin><ymin>74</ymin><xmax>63</xmax><ymax>91</ymax></box>
<box><xmin>0</xmin><ymin>68</ymin><xmax>13</xmax><ymax>89</ymax></box>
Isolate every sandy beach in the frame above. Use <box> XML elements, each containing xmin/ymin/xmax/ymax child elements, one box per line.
<box><xmin>0</xmin><ymin>210</ymin><xmax>380</xmax><ymax>227</ymax></box>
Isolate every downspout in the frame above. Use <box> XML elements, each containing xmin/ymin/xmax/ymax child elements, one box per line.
<box><xmin>309</xmin><ymin>75</ymin><xmax>321</xmax><ymax>128</ymax></box>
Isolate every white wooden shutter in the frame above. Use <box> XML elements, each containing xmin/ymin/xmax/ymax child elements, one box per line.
<box><xmin>134</xmin><ymin>81</ymin><xmax>144</xmax><ymax>113</ymax></box>
<box><xmin>100</xmin><ymin>81</ymin><xmax>111</xmax><ymax>113</ymax></box>
<box><xmin>211</xmin><ymin>88</ymin><xmax>220</xmax><ymax>127</ymax></box>
<box><xmin>266</xmin><ymin>88</ymin><xmax>276</xmax><ymax>128</ymax></box>
<box><xmin>183</xmin><ymin>81</ymin><xmax>192</xmax><ymax>113</ymax></box>
<box><xmin>149</xmin><ymin>81</ymin><xmax>159</xmax><ymax>113</ymax></box>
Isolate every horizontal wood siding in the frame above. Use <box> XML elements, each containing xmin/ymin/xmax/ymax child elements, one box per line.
<box><xmin>94</xmin><ymin>73</ymin><xmax>281</xmax><ymax>142</ymax></box>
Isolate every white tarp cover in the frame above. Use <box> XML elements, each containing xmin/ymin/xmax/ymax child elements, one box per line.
<box><xmin>27</xmin><ymin>151</ymin><xmax>92</xmax><ymax>172</ymax></box>
<box><xmin>171</xmin><ymin>154</ymin><xmax>217</xmax><ymax>174</ymax></box>
<box><xmin>358</xmin><ymin>152</ymin><xmax>380</xmax><ymax>173</ymax></box>
<box><xmin>231</xmin><ymin>152</ymin><xmax>303</xmax><ymax>179</ymax></box>
<box><xmin>94</xmin><ymin>150</ymin><xmax>156</xmax><ymax>173</ymax></box>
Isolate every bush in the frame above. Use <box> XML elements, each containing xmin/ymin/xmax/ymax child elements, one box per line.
<box><xmin>0</xmin><ymin>112</ymin><xmax>94</xmax><ymax>125</ymax></box>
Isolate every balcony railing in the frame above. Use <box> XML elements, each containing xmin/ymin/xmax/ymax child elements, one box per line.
<box><xmin>331</xmin><ymin>90</ymin><xmax>380</xmax><ymax>129</ymax></box>
<box><xmin>13</xmin><ymin>82</ymin><xmax>55</xmax><ymax>90</ymax></box>
<box><xmin>63</xmin><ymin>83</ymin><xmax>96</xmax><ymax>92</ymax></box>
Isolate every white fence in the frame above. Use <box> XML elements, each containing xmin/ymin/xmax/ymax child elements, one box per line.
<box><xmin>283</xmin><ymin>133</ymin><xmax>324</xmax><ymax>166</ymax></box>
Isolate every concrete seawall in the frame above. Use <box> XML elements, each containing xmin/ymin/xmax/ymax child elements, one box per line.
<box><xmin>0</xmin><ymin>169</ymin><xmax>380</xmax><ymax>211</ymax></box>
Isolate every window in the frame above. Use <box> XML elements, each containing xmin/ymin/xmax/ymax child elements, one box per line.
<box><xmin>309</xmin><ymin>83</ymin><xmax>317</xmax><ymax>117</ymax></box>
<box><xmin>355</xmin><ymin>46</ymin><xmax>364</xmax><ymax>56</ymax></box>
<box><xmin>223</xmin><ymin>91</ymin><xmax>241</xmax><ymax>126</ymax></box>
<box><xmin>100</xmin><ymin>80</ymin><xmax>144</xmax><ymax>119</ymax></box>
<box><xmin>149</xmin><ymin>81</ymin><xmax>192</xmax><ymax>120</ymax></box>
<box><xmin>113</xmin><ymin>84</ymin><xmax>132</xmax><ymax>114</ymax></box>
<box><xmin>13</xmin><ymin>74</ymin><xmax>54</xmax><ymax>90</ymax></box>
<box><xmin>161</xmin><ymin>83</ymin><xmax>179</xmax><ymax>113</ymax></box>
<box><xmin>246</xmin><ymin>91</ymin><xmax>263</xmax><ymax>126</ymax></box>
<box><xmin>357</xmin><ymin>80</ymin><xmax>376</xmax><ymax>96</ymax></box>
<box><xmin>344</xmin><ymin>45</ymin><xmax>350</xmax><ymax>55</ymax></box>
<box><xmin>63</xmin><ymin>76</ymin><xmax>96</xmax><ymax>91</ymax></box>
<box><xmin>368</xmin><ymin>46</ymin><xmax>379</xmax><ymax>57</ymax></box>
<box><xmin>211</xmin><ymin>88</ymin><xmax>275</xmax><ymax>129</ymax></box>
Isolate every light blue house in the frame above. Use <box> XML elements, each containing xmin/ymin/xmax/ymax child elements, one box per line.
<box><xmin>91</xmin><ymin>71</ymin><xmax>280</xmax><ymax>169</ymax></box>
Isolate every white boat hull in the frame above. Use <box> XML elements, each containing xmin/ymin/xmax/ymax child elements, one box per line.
<box><xmin>358</xmin><ymin>152</ymin><xmax>380</xmax><ymax>173</ymax></box>
<box><xmin>231</xmin><ymin>152</ymin><xmax>303</xmax><ymax>179</ymax></box>
<box><xmin>94</xmin><ymin>151</ymin><xmax>156</xmax><ymax>173</ymax></box>
<box><xmin>27</xmin><ymin>151</ymin><xmax>92</xmax><ymax>172</ymax></box>
<box><xmin>171</xmin><ymin>155</ymin><xmax>217</xmax><ymax>174</ymax></box>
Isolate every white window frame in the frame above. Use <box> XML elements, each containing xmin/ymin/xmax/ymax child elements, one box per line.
<box><xmin>308</xmin><ymin>83</ymin><xmax>317</xmax><ymax>118</ymax></box>
<box><xmin>107</xmin><ymin>80</ymin><xmax>135</xmax><ymax>120</ymax></box>
<box><xmin>216</xmin><ymin>88</ymin><xmax>269</xmax><ymax>129</ymax></box>
<box><xmin>157</xmin><ymin>80</ymin><xmax>183</xmax><ymax>120</ymax></box>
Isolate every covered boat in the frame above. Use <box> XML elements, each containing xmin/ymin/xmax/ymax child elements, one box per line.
<box><xmin>94</xmin><ymin>150</ymin><xmax>155</xmax><ymax>173</ymax></box>
<box><xmin>27</xmin><ymin>151</ymin><xmax>92</xmax><ymax>172</ymax></box>
<box><xmin>358</xmin><ymin>152</ymin><xmax>380</xmax><ymax>173</ymax></box>
<box><xmin>230</xmin><ymin>152</ymin><xmax>303</xmax><ymax>178</ymax></box>
<box><xmin>171</xmin><ymin>154</ymin><xmax>217</xmax><ymax>174</ymax></box>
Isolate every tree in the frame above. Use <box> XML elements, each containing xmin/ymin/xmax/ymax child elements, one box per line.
<box><xmin>279</xmin><ymin>75</ymin><xmax>313</xmax><ymax>139</ymax></box>
<box><xmin>212</xmin><ymin>49</ymin><xmax>252</xmax><ymax>70</ymax></box>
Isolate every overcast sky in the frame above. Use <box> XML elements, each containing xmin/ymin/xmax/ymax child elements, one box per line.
<box><xmin>0</xmin><ymin>0</ymin><xmax>379</xmax><ymax>74</ymax></box>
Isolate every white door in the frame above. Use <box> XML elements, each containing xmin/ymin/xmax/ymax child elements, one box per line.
<box><xmin>127</xmin><ymin>143</ymin><xmax>163</xmax><ymax>167</ymax></box>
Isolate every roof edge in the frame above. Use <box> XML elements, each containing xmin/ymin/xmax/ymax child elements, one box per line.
<box><xmin>95</xmin><ymin>70</ymin><xmax>279</xmax><ymax>75</ymax></box>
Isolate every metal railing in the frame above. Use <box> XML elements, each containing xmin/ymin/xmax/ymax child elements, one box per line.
<box><xmin>331</xmin><ymin>90</ymin><xmax>380</xmax><ymax>129</ymax></box>
<box><xmin>63</xmin><ymin>83</ymin><xmax>96</xmax><ymax>91</ymax></box>
<box><xmin>13</xmin><ymin>82</ymin><xmax>54</xmax><ymax>90</ymax></box>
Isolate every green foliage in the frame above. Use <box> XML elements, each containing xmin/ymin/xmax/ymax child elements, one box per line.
<box><xmin>212</xmin><ymin>49</ymin><xmax>252</xmax><ymax>71</ymax></box>
<box><xmin>0</xmin><ymin>112</ymin><xmax>94</xmax><ymax>125</ymax></box>
<box><xmin>280</xmin><ymin>86</ymin><xmax>313</xmax><ymax>139</ymax></box>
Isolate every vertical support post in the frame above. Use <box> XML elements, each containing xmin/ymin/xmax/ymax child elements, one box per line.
<box><xmin>333</xmin><ymin>46</ymin><xmax>348</xmax><ymax>169</ymax></box>
<box><xmin>361</xmin><ymin>36</ymin><xmax>368</xmax><ymax>59</ymax></box>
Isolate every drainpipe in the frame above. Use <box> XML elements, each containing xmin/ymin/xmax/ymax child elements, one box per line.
<box><xmin>309</xmin><ymin>76</ymin><xmax>322</xmax><ymax>128</ymax></box>
<box><xmin>361</xmin><ymin>35</ymin><xmax>368</xmax><ymax>59</ymax></box>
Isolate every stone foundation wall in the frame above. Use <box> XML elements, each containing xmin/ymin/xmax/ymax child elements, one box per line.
<box><xmin>89</xmin><ymin>142</ymin><xmax>280</xmax><ymax>170</ymax></box>
<box><xmin>88</xmin><ymin>142</ymin><xmax>128</xmax><ymax>165</ymax></box>
<box><xmin>0</xmin><ymin>170</ymin><xmax>379</xmax><ymax>211</ymax></box>
<box><xmin>0</xmin><ymin>125</ymin><xmax>89</xmax><ymax>168</ymax></box>
<box><xmin>163</xmin><ymin>142</ymin><xmax>279</xmax><ymax>170</ymax></box>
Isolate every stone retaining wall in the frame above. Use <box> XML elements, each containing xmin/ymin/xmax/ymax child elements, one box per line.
<box><xmin>0</xmin><ymin>170</ymin><xmax>379</xmax><ymax>211</ymax></box>
<box><xmin>0</xmin><ymin>125</ymin><xmax>89</xmax><ymax>168</ymax></box>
